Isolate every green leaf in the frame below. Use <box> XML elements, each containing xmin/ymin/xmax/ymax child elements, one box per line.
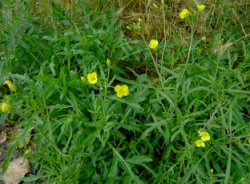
<box><xmin>2</xmin><ymin>141</ymin><xmax>17</xmax><ymax>173</ymax></box>
<box><xmin>22</xmin><ymin>175</ymin><xmax>44</xmax><ymax>182</ymax></box>
<box><xmin>127</xmin><ymin>156</ymin><xmax>153</xmax><ymax>165</ymax></box>
<box><xmin>109</xmin><ymin>143</ymin><xmax>144</xmax><ymax>184</ymax></box>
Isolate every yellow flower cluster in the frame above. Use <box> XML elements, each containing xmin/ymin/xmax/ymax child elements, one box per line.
<box><xmin>198</xmin><ymin>131</ymin><xmax>210</xmax><ymax>141</ymax></box>
<box><xmin>114</xmin><ymin>84</ymin><xmax>129</xmax><ymax>98</ymax></box>
<box><xmin>195</xmin><ymin>131</ymin><xmax>210</xmax><ymax>148</ymax></box>
<box><xmin>81</xmin><ymin>70</ymin><xmax>129</xmax><ymax>99</ymax></box>
<box><xmin>179</xmin><ymin>9</ymin><xmax>189</xmax><ymax>19</ymax></box>
<box><xmin>4</xmin><ymin>80</ymin><xmax>17</xmax><ymax>92</ymax></box>
<box><xmin>195</xmin><ymin>140</ymin><xmax>205</xmax><ymax>148</ymax></box>
<box><xmin>178</xmin><ymin>4</ymin><xmax>206</xmax><ymax>19</ymax></box>
<box><xmin>149</xmin><ymin>39</ymin><xmax>158</xmax><ymax>50</ymax></box>
<box><xmin>197</xmin><ymin>4</ymin><xmax>206</xmax><ymax>12</ymax></box>
<box><xmin>0</xmin><ymin>102</ymin><xmax>12</xmax><ymax>112</ymax></box>
<box><xmin>0</xmin><ymin>80</ymin><xmax>16</xmax><ymax>113</ymax></box>
<box><xmin>86</xmin><ymin>72</ymin><xmax>98</xmax><ymax>84</ymax></box>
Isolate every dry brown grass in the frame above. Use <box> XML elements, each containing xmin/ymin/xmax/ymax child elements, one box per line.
<box><xmin>115</xmin><ymin>0</ymin><xmax>200</xmax><ymax>40</ymax></box>
<box><xmin>114</xmin><ymin>0</ymin><xmax>250</xmax><ymax>41</ymax></box>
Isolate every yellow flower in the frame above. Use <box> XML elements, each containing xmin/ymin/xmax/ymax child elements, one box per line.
<box><xmin>106</xmin><ymin>59</ymin><xmax>111</xmax><ymax>66</ymax></box>
<box><xmin>0</xmin><ymin>102</ymin><xmax>12</xmax><ymax>112</ymax></box>
<box><xmin>179</xmin><ymin>9</ymin><xmax>189</xmax><ymax>19</ymax></box>
<box><xmin>148</xmin><ymin>39</ymin><xmax>158</xmax><ymax>50</ymax></box>
<box><xmin>195</xmin><ymin>140</ymin><xmax>205</xmax><ymax>148</ymax></box>
<box><xmin>114</xmin><ymin>84</ymin><xmax>129</xmax><ymax>98</ymax></box>
<box><xmin>198</xmin><ymin>131</ymin><xmax>210</xmax><ymax>141</ymax></box>
<box><xmin>4</xmin><ymin>80</ymin><xmax>17</xmax><ymax>92</ymax></box>
<box><xmin>197</xmin><ymin>4</ymin><xmax>206</xmax><ymax>12</ymax></box>
<box><xmin>87</xmin><ymin>72</ymin><xmax>98</xmax><ymax>84</ymax></box>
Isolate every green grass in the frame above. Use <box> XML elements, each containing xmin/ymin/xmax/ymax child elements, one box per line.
<box><xmin>1</xmin><ymin>0</ymin><xmax>250</xmax><ymax>183</ymax></box>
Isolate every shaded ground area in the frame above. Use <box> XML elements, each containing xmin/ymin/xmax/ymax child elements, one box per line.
<box><xmin>0</xmin><ymin>124</ymin><xmax>24</xmax><ymax>183</ymax></box>
<box><xmin>0</xmin><ymin>124</ymin><xmax>13</xmax><ymax>162</ymax></box>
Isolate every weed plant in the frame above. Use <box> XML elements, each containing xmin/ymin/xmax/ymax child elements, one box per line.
<box><xmin>0</xmin><ymin>0</ymin><xmax>250</xmax><ymax>183</ymax></box>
